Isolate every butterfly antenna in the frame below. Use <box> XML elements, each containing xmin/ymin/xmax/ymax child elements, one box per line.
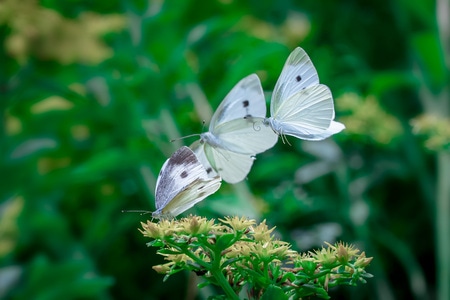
<box><xmin>122</xmin><ymin>209</ymin><xmax>152</xmax><ymax>216</ymax></box>
<box><xmin>170</xmin><ymin>133</ymin><xmax>201</xmax><ymax>143</ymax></box>
<box><xmin>280</xmin><ymin>133</ymin><xmax>292</xmax><ymax>146</ymax></box>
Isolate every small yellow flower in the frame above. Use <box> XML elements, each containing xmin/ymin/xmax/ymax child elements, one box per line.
<box><xmin>139</xmin><ymin>221</ymin><xmax>163</xmax><ymax>239</ymax></box>
<box><xmin>158</xmin><ymin>219</ymin><xmax>182</xmax><ymax>236</ymax></box>
<box><xmin>355</xmin><ymin>251</ymin><xmax>373</xmax><ymax>268</ymax></box>
<box><xmin>160</xmin><ymin>250</ymin><xmax>192</xmax><ymax>264</ymax></box>
<box><xmin>246</xmin><ymin>240</ymin><xmax>291</xmax><ymax>262</ymax></box>
<box><xmin>152</xmin><ymin>263</ymin><xmax>172</xmax><ymax>274</ymax></box>
<box><xmin>227</xmin><ymin>241</ymin><xmax>252</xmax><ymax>258</ymax></box>
<box><xmin>312</xmin><ymin>246</ymin><xmax>337</xmax><ymax>267</ymax></box>
<box><xmin>250</xmin><ymin>220</ymin><xmax>275</xmax><ymax>242</ymax></box>
<box><xmin>178</xmin><ymin>215</ymin><xmax>219</xmax><ymax>235</ymax></box>
<box><xmin>325</xmin><ymin>241</ymin><xmax>359</xmax><ymax>264</ymax></box>
<box><xmin>219</xmin><ymin>216</ymin><xmax>256</xmax><ymax>232</ymax></box>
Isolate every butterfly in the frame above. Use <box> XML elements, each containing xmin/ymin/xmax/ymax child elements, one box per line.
<box><xmin>264</xmin><ymin>47</ymin><xmax>345</xmax><ymax>142</ymax></box>
<box><xmin>152</xmin><ymin>146</ymin><xmax>222</xmax><ymax>219</ymax></box>
<box><xmin>190</xmin><ymin>74</ymin><xmax>278</xmax><ymax>184</ymax></box>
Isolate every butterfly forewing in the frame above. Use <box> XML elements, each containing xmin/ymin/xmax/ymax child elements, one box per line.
<box><xmin>154</xmin><ymin>146</ymin><xmax>221</xmax><ymax>218</ymax></box>
<box><xmin>209</xmin><ymin>74</ymin><xmax>267</xmax><ymax>130</ymax></box>
<box><xmin>271</xmin><ymin>47</ymin><xmax>319</xmax><ymax>115</ymax></box>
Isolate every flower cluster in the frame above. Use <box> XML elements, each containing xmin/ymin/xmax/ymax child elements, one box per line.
<box><xmin>411</xmin><ymin>114</ymin><xmax>450</xmax><ymax>151</ymax></box>
<box><xmin>140</xmin><ymin>216</ymin><xmax>373</xmax><ymax>299</ymax></box>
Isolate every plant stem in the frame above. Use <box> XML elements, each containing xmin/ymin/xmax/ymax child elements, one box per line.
<box><xmin>211</xmin><ymin>248</ymin><xmax>240</xmax><ymax>300</ymax></box>
<box><xmin>210</xmin><ymin>268</ymin><xmax>239</xmax><ymax>300</ymax></box>
<box><xmin>178</xmin><ymin>244</ymin><xmax>238</xmax><ymax>299</ymax></box>
<box><xmin>436</xmin><ymin>151</ymin><xmax>450</xmax><ymax>300</ymax></box>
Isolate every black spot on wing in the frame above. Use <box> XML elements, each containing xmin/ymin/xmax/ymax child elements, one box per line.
<box><xmin>206</xmin><ymin>167</ymin><xmax>213</xmax><ymax>174</ymax></box>
<box><xmin>296</xmin><ymin>75</ymin><xmax>302</xmax><ymax>82</ymax></box>
<box><xmin>180</xmin><ymin>171</ymin><xmax>188</xmax><ymax>178</ymax></box>
<box><xmin>242</xmin><ymin>100</ymin><xmax>249</xmax><ymax>107</ymax></box>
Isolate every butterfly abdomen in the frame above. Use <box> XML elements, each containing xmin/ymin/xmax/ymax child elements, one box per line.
<box><xmin>267</xmin><ymin>117</ymin><xmax>283</xmax><ymax>135</ymax></box>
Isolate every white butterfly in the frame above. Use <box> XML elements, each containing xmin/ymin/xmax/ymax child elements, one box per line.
<box><xmin>190</xmin><ymin>74</ymin><xmax>278</xmax><ymax>184</ymax></box>
<box><xmin>264</xmin><ymin>47</ymin><xmax>345</xmax><ymax>141</ymax></box>
<box><xmin>152</xmin><ymin>146</ymin><xmax>221</xmax><ymax>219</ymax></box>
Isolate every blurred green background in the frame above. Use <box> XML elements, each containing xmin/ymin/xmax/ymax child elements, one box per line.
<box><xmin>1</xmin><ymin>0</ymin><xmax>449</xmax><ymax>299</ymax></box>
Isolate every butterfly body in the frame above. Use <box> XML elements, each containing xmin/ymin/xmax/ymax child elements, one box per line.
<box><xmin>199</xmin><ymin>132</ymin><xmax>222</xmax><ymax>149</ymax></box>
<box><xmin>191</xmin><ymin>74</ymin><xmax>277</xmax><ymax>183</ymax></box>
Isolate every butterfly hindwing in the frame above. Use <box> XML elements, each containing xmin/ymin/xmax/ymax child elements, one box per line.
<box><xmin>191</xmin><ymin>141</ymin><xmax>254</xmax><ymax>184</ymax></box>
<box><xmin>212</xmin><ymin>117</ymin><xmax>277</xmax><ymax>154</ymax></box>
<box><xmin>158</xmin><ymin>177</ymin><xmax>221</xmax><ymax>217</ymax></box>
<box><xmin>204</xmin><ymin>143</ymin><xmax>255</xmax><ymax>184</ymax></box>
<box><xmin>191</xmin><ymin>141</ymin><xmax>219</xmax><ymax>178</ymax></box>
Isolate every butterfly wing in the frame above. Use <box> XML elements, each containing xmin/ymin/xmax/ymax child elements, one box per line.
<box><xmin>270</xmin><ymin>84</ymin><xmax>344</xmax><ymax>140</ymax></box>
<box><xmin>209</xmin><ymin>74</ymin><xmax>267</xmax><ymax>129</ymax></box>
<box><xmin>271</xmin><ymin>47</ymin><xmax>319</xmax><ymax>115</ymax></box>
<box><xmin>194</xmin><ymin>74</ymin><xmax>275</xmax><ymax>181</ymax></box>
<box><xmin>205</xmin><ymin>145</ymin><xmax>255</xmax><ymax>184</ymax></box>
<box><xmin>190</xmin><ymin>141</ymin><xmax>219</xmax><ymax>178</ymax></box>
<box><xmin>153</xmin><ymin>146</ymin><xmax>221</xmax><ymax>218</ymax></box>
<box><xmin>211</xmin><ymin>117</ymin><xmax>277</xmax><ymax>154</ymax></box>
<box><xmin>192</xmin><ymin>141</ymin><xmax>255</xmax><ymax>184</ymax></box>
<box><xmin>157</xmin><ymin>176</ymin><xmax>221</xmax><ymax>217</ymax></box>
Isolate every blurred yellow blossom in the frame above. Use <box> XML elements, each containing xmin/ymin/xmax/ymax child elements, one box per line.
<box><xmin>31</xmin><ymin>96</ymin><xmax>74</xmax><ymax>114</ymax></box>
<box><xmin>336</xmin><ymin>92</ymin><xmax>403</xmax><ymax>145</ymax></box>
<box><xmin>234</xmin><ymin>13</ymin><xmax>310</xmax><ymax>46</ymax></box>
<box><xmin>411</xmin><ymin>114</ymin><xmax>450</xmax><ymax>151</ymax></box>
<box><xmin>0</xmin><ymin>0</ymin><xmax>126</xmax><ymax>64</ymax></box>
<box><xmin>0</xmin><ymin>195</ymin><xmax>24</xmax><ymax>257</ymax></box>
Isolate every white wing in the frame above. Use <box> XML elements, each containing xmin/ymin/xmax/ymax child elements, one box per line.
<box><xmin>190</xmin><ymin>141</ymin><xmax>218</xmax><ymax>178</ymax></box>
<box><xmin>209</xmin><ymin>74</ymin><xmax>267</xmax><ymax>129</ymax></box>
<box><xmin>191</xmin><ymin>141</ymin><xmax>255</xmax><ymax>184</ymax></box>
<box><xmin>153</xmin><ymin>146</ymin><xmax>221</xmax><ymax>218</ymax></box>
<box><xmin>271</xmin><ymin>47</ymin><xmax>319</xmax><ymax>115</ymax></box>
<box><xmin>269</xmin><ymin>85</ymin><xmax>344</xmax><ymax>140</ymax></box>
<box><xmin>191</xmin><ymin>74</ymin><xmax>276</xmax><ymax>182</ymax></box>
<box><xmin>202</xmin><ymin>117</ymin><xmax>277</xmax><ymax>155</ymax></box>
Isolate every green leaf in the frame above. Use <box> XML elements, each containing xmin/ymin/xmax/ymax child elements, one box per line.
<box><xmin>261</xmin><ymin>285</ymin><xmax>289</xmax><ymax>300</ymax></box>
<box><xmin>215</xmin><ymin>233</ymin><xmax>236</xmax><ymax>250</ymax></box>
<box><xmin>147</xmin><ymin>240</ymin><xmax>164</xmax><ymax>247</ymax></box>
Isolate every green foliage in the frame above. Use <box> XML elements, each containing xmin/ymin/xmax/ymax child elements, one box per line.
<box><xmin>1</xmin><ymin>0</ymin><xmax>448</xmax><ymax>299</ymax></box>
